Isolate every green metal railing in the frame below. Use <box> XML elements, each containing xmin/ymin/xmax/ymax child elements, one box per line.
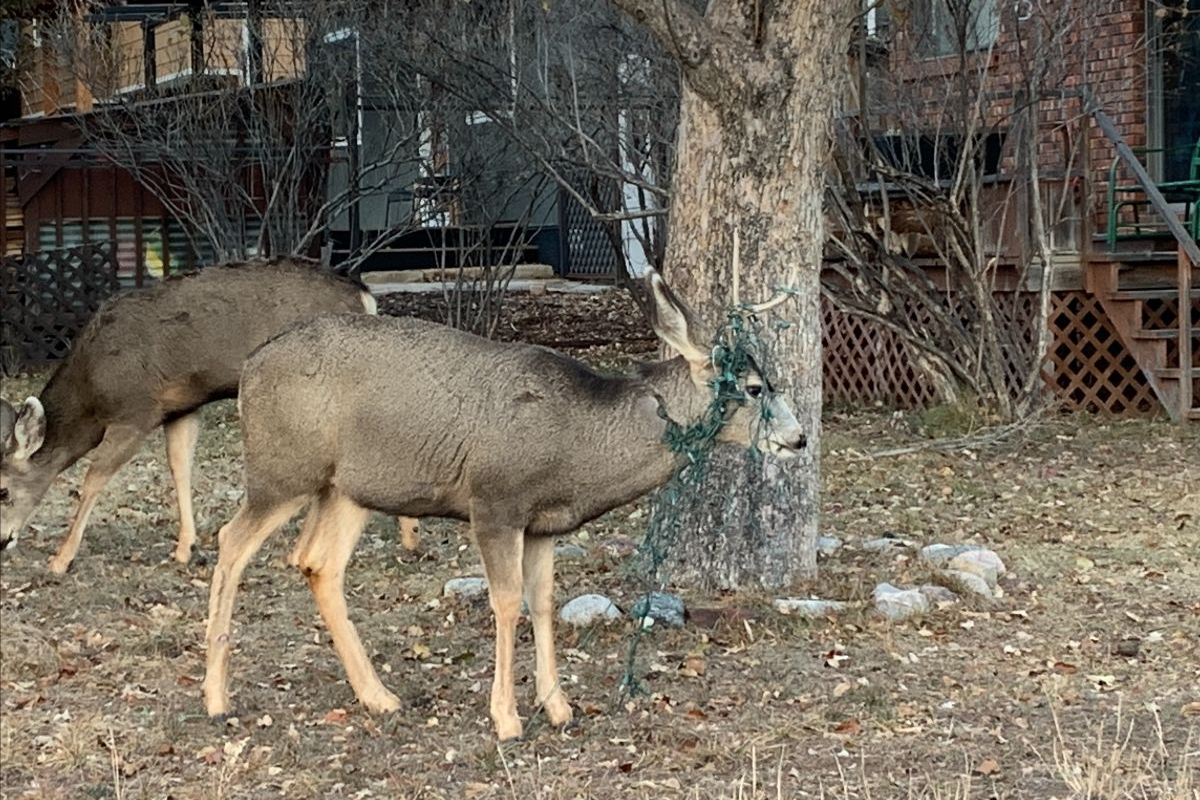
<box><xmin>1093</xmin><ymin>105</ymin><xmax>1196</xmax><ymax>419</ymax></box>
<box><xmin>1106</xmin><ymin>138</ymin><xmax>1200</xmax><ymax>251</ymax></box>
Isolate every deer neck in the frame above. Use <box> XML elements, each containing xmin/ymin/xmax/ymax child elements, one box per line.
<box><xmin>618</xmin><ymin>357</ymin><xmax>715</xmax><ymax>491</ymax></box>
<box><xmin>33</xmin><ymin>365</ymin><xmax>105</xmax><ymax>475</ymax></box>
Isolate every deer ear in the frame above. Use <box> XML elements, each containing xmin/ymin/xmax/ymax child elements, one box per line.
<box><xmin>645</xmin><ymin>269</ymin><xmax>711</xmax><ymax>369</ymax></box>
<box><xmin>6</xmin><ymin>398</ymin><xmax>46</xmax><ymax>461</ymax></box>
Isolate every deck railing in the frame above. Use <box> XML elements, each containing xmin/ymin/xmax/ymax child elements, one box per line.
<box><xmin>1091</xmin><ymin>101</ymin><xmax>1196</xmax><ymax>417</ymax></box>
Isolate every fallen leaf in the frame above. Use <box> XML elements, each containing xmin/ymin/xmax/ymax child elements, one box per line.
<box><xmin>833</xmin><ymin>718</ymin><xmax>861</xmax><ymax>736</ymax></box>
<box><xmin>975</xmin><ymin>757</ymin><xmax>1000</xmax><ymax>776</ymax></box>
<box><xmin>323</xmin><ymin>708</ymin><xmax>349</xmax><ymax>724</ymax></box>
<box><xmin>196</xmin><ymin>745</ymin><xmax>222</xmax><ymax>765</ymax></box>
<box><xmin>222</xmin><ymin>738</ymin><xmax>248</xmax><ymax>760</ymax></box>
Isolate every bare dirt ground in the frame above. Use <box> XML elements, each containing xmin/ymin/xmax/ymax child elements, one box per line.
<box><xmin>1</xmin><ymin>289</ymin><xmax>1197</xmax><ymax>800</ymax></box>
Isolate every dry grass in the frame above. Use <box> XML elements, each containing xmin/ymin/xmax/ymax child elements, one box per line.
<box><xmin>1</xmin><ymin>363</ymin><xmax>1198</xmax><ymax>799</ymax></box>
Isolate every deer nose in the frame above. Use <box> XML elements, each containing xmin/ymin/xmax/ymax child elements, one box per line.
<box><xmin>793</xmin><ymin>433</ymin><xmax>807</xmax><ymax>450</ymax></box>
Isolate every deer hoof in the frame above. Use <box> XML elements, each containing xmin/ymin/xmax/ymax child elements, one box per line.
<box><xmin>493</xmin><ymin>716</ymin><xmax>523</xmax><ymax>742</ymax></box>
<box><xmin>363</xmin><ymin>691</ymin><xmax>401</xmax><ymax>714</ymax></box>
<box><xmin>544</xmin><ymin>697</ymin><xmax>573</xmax><ymax>727</ymax></box>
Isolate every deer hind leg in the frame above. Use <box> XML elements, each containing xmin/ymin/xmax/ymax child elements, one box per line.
<box><xmin>397</xmin><ymin>516</ymin><xmax>420</xmax><ymax>551</ymax></box>
<box><xmin>203</xmin><ymin>497</ymin><xmax>305</xmax><ymax>717</ymax></box>
<box><xmin>474</xmin><ymin>520</ymin><xmax>526</xmax><ymax>741</ymax></box>
<box><xmin>523</xmin><ymin>534</ymin><xmax>571</xmax><ymax>727</ymax></box>
<box><xmin>48</xmin><ymin>423</ymin><xmax>148</xmax><ymax>574</ymax></box>
<box><xmin>292</xmin><ymin>491</ymin><xmax>399</xmax><ymax>714</ymax></box>
<box><xmin>164</xmin><ymin>413</ymin><xmax>201</xmax><ymax>563</ymax></box>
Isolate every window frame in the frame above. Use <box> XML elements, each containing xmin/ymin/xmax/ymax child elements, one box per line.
<box><xmin>912</xmin><ymin>0</ymin><xmax>1000</xmax><ymax>59</ymax></box>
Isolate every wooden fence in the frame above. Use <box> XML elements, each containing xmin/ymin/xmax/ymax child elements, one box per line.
<box><xmin>822</xmin><ymin>291</ymin><xmax>1165</xmax><ymax>415</ymax></box>
<box><xmin>1</xmin><ymin>243</ymin><xmax>120</xmax><ymax>368</ymax></box>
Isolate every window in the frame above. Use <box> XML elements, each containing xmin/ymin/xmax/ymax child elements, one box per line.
<box><xmin>864</xmin><ymin>0</ymin><xmax>893</xmax><ymax>39</ymax></box>
<box><xmin>870</xmin><ymin>131</ymin><xmax>1006</xmax><ymax>182</ymax></box>
<box><xmin>321</xmin><ymin>28</ymin><xmax>362</xmax><ymax>148</ymax></box>
<box><xmin>913</xmin><ymin>0</ymin><xmax>999</xmax><ymax>57</ymax></box>
<box><xmin>1</xmin><ymin>20</ymin><xmax>18</xmax><ymax>69</ymax></box>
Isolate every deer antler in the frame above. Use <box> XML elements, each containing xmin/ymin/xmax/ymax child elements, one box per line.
<box><xmin>728</xmin><ymin>220</ymin><xmax>799</xmax><ymax>315</ymax></box>
<box><xmin>731</xmin><ymin>226</ymin><xmax>741</xmax><ymax>308</ymax></box>
<box><xmin>745</xmin><ymin>263</ymin><xmax>801</xmax><ymax>314</ymax></box>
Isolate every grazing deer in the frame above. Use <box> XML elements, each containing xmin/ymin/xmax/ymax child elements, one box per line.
<box><xmin>0</xmin><ymin>258</ymin><xmax>419</xmax><ymax>573</ymax></box>
<box><xmin>202</xmin><ymin>269</ymin><xmax>806</xmax><ymax>741</ymax></box>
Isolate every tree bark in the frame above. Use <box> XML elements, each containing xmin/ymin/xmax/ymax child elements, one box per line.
<box><xmin>612</xmin><ymin>0</ymin><xmax>856</xmax><ymax>590</ymax></box>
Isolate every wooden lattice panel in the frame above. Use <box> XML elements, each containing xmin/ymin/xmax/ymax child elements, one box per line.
<box><xmin>1142</xmin><ymin>297</ymin><xmax>1177</xmax><ymax>331</ymax></box>
<box><xmin>822</xmin><ymin>291</ymin><xmax>1162</xmax><ymax>415</ymax></box>
<box><xmin>1142</xmin><ymin>297</ymin><xmax>1200</xmax><ymax>370</ymax></box>
<box><xmin>822</xmin><ymin>301</ymin><xmax>940</xmax><ymax>408</ymax></box>
<box><xmin>1043</xmin><ymin>292</ymin><xmax>1161</xmax><ymax>415</ymax></box>
<box><xmin>992</xmin><ymin>292</ymin><xmax>1041</xmax><ymax>396</ymax></box>
<box><xmin>1</xmin><ymin>243</ymin><xmax>120</xmax><ymax>367</ymax></box>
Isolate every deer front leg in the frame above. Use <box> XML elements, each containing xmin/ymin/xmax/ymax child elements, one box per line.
<box><xmin>474</xmin><ymin>520</ymin><xmax>525</xmax><ymax>741</ymax></box>
<box><xmin>164</xmin><ymin>413</ymin><xmax>201</xmax><ymax>563</ymax></box>
<box><xmin>523</xmin><ymin>534</ymin><xmax>571</xmax><ymax>727</ymax></box>
<box><xmin>48</xmin><ymin>424</ymin><xmax>147</xmax><ymax>574</ymax></box>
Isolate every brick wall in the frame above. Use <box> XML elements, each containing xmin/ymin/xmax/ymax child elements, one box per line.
<box><xmin>865</xmin><ymin>0</ymin><xmax>1148</xmax><ymax>245</ymax></box>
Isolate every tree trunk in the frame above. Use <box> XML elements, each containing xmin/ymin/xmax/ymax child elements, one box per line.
<box><xmin>612</xmin><ymin>0</ymin><xmax>856</xmax><ymax>590</ymax></box>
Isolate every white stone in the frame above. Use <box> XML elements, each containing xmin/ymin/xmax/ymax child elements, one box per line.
<box><xmin>960</xmin><ymin>548</ymin><xmax>1006</xmax><ymax>575</ymax></box>
<box><xmin>559</xmin><ymin>594</ymin><xmax>622</xmax><ymax>626</ymax></box>
<box><xmin>442</xmin><ymin>577</ymin><xmax>488</xmax><ymax>599</ymax></box>
<box><xmin>947</xmin><ymin>552</ymin><xmax>1002</xmax><ymax>587</ymax></box>
<box><xmin>918</xmin><ymin>585</ymin><xmax>960</xmax><ymax>605</ymax></box>
<box><xmin>772</xmin><ymin>598</ymin><xmax>848</xmax><ymax>618</ymax></box>
<box><xmin>872</xmin><ymin>582</ymin><xmax>930</xmax><ymax>621</ymax></box>
<box><xmin>919</xmin><ymin>543</ymin><xmax>974</xmax><ymax>564</ymax></box>
<box><xmin>817</xmin><ymin>537</ymin><xmax>843</xmax><ymax>557</ymax></box>
<box><xmin>941</xmin><ymin>569</ymin><xmax>994</xmax><ymax>598</ymax></box>
<box><xmin>630</xmin><ymin>592</ymin><xmax>685</xmax><ymax>628</ymax></box>
<box><xmin>554</xmin><ymin>543</ymin><xmax>588</xmax><ymax>560</ymax></box>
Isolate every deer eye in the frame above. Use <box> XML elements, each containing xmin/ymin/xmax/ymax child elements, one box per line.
<box><xmin>745</xmin><ymin>384</ymin><xmax>763</xmax><ymax>399</ymax></box>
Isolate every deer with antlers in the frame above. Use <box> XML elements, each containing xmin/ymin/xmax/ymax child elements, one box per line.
<box><xmin>201</xmin><ymin>268</ymin><xmax>805</xmax><ymax>740</ymax></box>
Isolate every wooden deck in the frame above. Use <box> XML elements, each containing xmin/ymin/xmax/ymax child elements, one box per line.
<box><xmin>1084</xmin><ymin>245</ymin><xmax>1198</xmax><ymax>421</ymax></box>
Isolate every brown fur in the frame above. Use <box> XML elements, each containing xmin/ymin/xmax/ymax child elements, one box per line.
<box><xmin>201</xmin><ymin>270</ymin><xmax>807</xmax><ymax>740</ymax></box>
<box><xmin>0</xmin><ymin>258</ymin><xmax>380</xmax><ymax>572</ymax></box>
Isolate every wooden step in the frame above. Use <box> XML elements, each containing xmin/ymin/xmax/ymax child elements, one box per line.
<box><xmin>1111</xmin><ymin>251</ymin><xmax>1183</xmax><ymax>264</ymax></box>
<box><xmin>1188</xmin><ymin>407</ymin><xmax>1200</xmax><ymax>421</ymax></box>
<box><xmin>1108</xmin><ymin>288</ymin><xmax>1200</xmax><ymax>301</ymax></box>
<box><xmin>1132</xmin><ymin>328</ymin><xmax>1200</xmax><ymax>340</ymax></box>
